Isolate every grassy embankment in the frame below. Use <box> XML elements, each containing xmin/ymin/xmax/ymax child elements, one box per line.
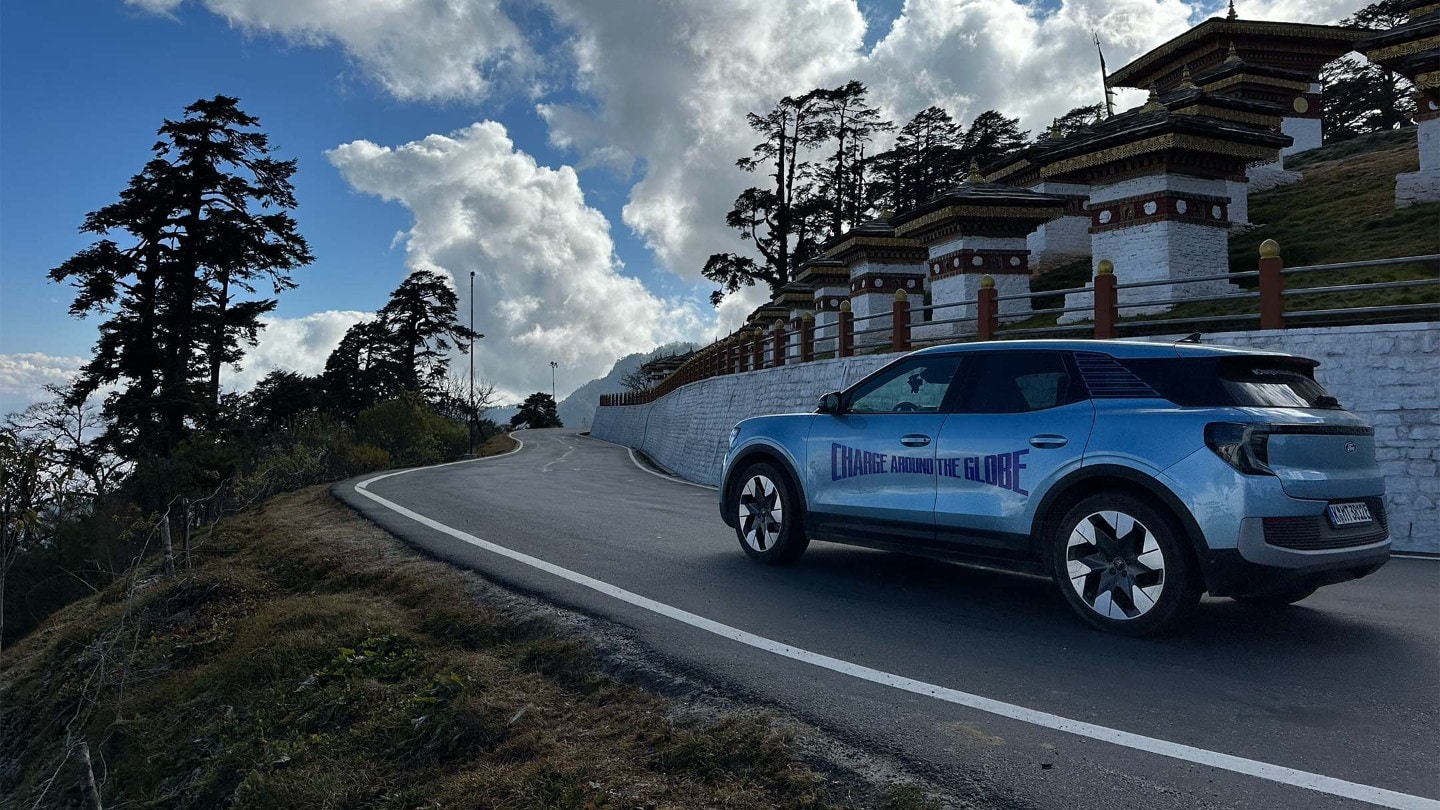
<box><xmin>1017</xmin><ymin>127</ymin><xmax>1439</xmax><ymax>332</ymax></box>
<box><xmin>2</xmin><ymin>433</ymin><xmax>926</xmax><ymax>809</ymax></box>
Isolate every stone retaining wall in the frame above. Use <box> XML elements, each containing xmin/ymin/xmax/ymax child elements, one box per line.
<box><xmin>591</xmin><ymin>322</ymin><xmax>1438</xmax><ymax>553</ymax></box>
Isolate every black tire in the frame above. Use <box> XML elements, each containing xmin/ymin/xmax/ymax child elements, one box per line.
<box><xmin>730</xmin><ymin>461</ymin><xmax>809</xmax><ymax>565</ymax></box>
<box><xmin>1231</xmin><ymin>586</ymin><xmax>1318</xmax><ymax>607</ymax></box>
<box><xmin>1049</xmin><ymin>492</ymin><xmax>1201</xmax><ymax>637</ymax></box>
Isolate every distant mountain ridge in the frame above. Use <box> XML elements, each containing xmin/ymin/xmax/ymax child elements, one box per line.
<box><xmin>556</xmin><ymin>342</ymin><xmax>696</xmax><ymax>429</ymax></box>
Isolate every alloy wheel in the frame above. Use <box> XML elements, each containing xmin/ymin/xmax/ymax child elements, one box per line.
<box><xmin>1065</xmin><ymin>510</ymin><xmax>1166</xmax><ymax>620</ymax></box>
<box><xmin>738</xmin><ymin>474</ymin><xmax>783</xmax><ymax>552</ymax></box>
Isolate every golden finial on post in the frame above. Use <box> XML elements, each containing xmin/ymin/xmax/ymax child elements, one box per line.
<box><xmin>1259</xmin><ymin>239</ymin><xmax>1280</xmax><ymax>258</ymax></box>
<box><xmin>773</xmin><ymin>318</ymin><xmax>785</xmax><ymax>329</ymax></box>
<box><xmin>840</xmin><ymin>300</ymin><xmax>851</xmax><ymax>312</ymax></box>
<box><xmin>894</xmin><ymin>288</ymin><xmax>908</xmax><ymax>302</ymax></box>
<box><xmin>980</xmin><ymin>275</ymin><xmax>995</xmax><ymax>289</ymax></box>
<box><xmin>802</xmin><ymin>310</ymin><xmax>814</xmax><ymax>321</ymax></box>
<box><xmin>1097</xmin><ymin>259</ymin><xmax>1115</xmax><ymax>275</ymax></box>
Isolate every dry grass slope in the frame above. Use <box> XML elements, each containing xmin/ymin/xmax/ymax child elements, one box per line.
<box><xmin>0</xmin><ymin>478</ymin><xmax>887</xmax><ymax>809</ymax></box>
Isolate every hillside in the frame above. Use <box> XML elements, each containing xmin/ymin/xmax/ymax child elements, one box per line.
<box><xmin>0</xmin><ymin>483</ymin><xmax>931</xmax><ymax>808</ymax></box>
<box><xmin>557</xmin><ymin>342</ymin><xmax>696</xmax><ymax>429</ymax></box>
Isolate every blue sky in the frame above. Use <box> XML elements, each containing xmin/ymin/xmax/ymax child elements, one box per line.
<box><xmin>0</xmin><ymin>0</ymin><xmax>1335</xmax><ymax>412</ymax></box>
<box><xmin>1</xmin><ymin>1</ymin><xmax>643</xmax><ymax>356</ymax></box>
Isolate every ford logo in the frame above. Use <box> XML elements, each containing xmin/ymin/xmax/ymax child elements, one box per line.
<box><xmin>1344</xmin><ymin>441</ymin><xmax>1357</xmax><ymax>453</ymax></box>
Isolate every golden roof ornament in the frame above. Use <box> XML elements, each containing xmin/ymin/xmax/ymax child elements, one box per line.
<box><xmin>1226</xmin><ymin>0</ymin><xmax>1238</xmax><ymax>20</ymax></box>
<box><xmin>1142</xmin><ymin>85</ymin><xmax>1164</xmax><ymax>111</ymax></box>
<box><xmin>1225</xmin><ymin>41</ymin><xmax>1241</xmax><ymax>64</ymax></box>
<box><xmin>1180</xmin><ymin>64</ymin><xmax>1197</xmax><ymax>89</ymax></box>
<box><xmin>966</xmin><ymin>158</ymin><xmax>985</xmax><ymax>183</ymax></box>
<box><xmin>1047</xmin><ymin>118</ymin><xmax>1063</xmax><ymax>139</ymax></box>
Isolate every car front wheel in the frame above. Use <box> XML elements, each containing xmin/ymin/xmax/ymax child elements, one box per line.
<box><xmin>1050</xmin><ymin>493</ymin><xmax>1201</xmax><ymax>636</ymax></box>
<box><xmin>732</xmin><ymin>462</ymin><xmax>809</xmax><ymax>565</ymax></box>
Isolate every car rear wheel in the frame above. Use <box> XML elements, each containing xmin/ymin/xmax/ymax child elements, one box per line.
<box><xmin>1231</xmin><ymin>586</ymin><xmax>1318</xmax><ymax>607</ymax></box>
<box><xmin>732</xmin><ymin>462</ymin><xmax>809</xmax><ymax>565</ymax></box>
<box><xmin>1050</xmin><ymin>493</ymin><xmax>1201</xmax><ymax>636</ymax></box>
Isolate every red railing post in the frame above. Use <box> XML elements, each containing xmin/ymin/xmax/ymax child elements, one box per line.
<box><xmin>751</xmin><ymin>328</ymin><xmax>764</xmax><ymax>370</ymax></box>
<box><xmin>892</xmin><ymin>289</ymin><xmax>911</xmax><ymax>352</ymax></box>
<box><xmin>800</xmin><ymin>313</ymin><xmax>815</xmax><ymax>363</ymax></box>
<box><xmin>977</xmin><ymin>275</ymin><xmax>997</xmax><ymax>341</ymax></box>
<box><xmin>1093</xmin><ymin>259</ymin><xmax>1117</xmax><ymax>340</ymax></box>
<box><xmin>772</xmin><ymin>319</ymin><xmax>786</xmax><ymax>366</ymax></box>
<box><xmin>838</xmin><ymin>301</ymin><xmax>854</xmax><ymax>358</ymax></box>
<box><xmin>1259</xmin><ymin>239</ymin><xmax>1284</xmax><ymax>330</ymax></box>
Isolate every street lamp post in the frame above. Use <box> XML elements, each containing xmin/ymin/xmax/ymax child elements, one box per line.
<box><xmin>549</xmin><ymin>361</ymin><xmax>558</xmax><ymax>400</ymax></box>
<box><xmin>469</xmin><ymin>271</ymin><xmax>475</xmax><ymax>423</ymax></box>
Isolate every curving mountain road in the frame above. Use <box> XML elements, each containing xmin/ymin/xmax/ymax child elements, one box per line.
<box><xmin>335</xmin><ymin>428</ymin><xmax>1439</xmax><ymax>810</ymax></box>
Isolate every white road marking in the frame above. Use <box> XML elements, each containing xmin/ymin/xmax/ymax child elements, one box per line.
<box><xmin>352</xmin><ymin>446</ymin><xmax>1439</xmax><ymax>810</ymax></box>
<box><xmin>579</xmin><ymin>433</ymin><xmax>718</xmax><ymax>490</ymax></box>
<box><xmin>1390</xmin><ymin>554</ymin><xmax>1439</xmax><ymax>562</ymax></box>
<box><xmin>543</xmin><ymin>436</ymin><xmax>576</xmax><ymax>472</ymax></box>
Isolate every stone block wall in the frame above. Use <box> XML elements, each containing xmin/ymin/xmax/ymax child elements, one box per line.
<box><xmin>591</xmin><ymin>322</ymin><xmax>1438</xmax><ymax>553</ymax></box>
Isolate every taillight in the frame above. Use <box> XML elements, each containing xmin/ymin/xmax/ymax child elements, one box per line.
<box><xmin>1205</xmin><ymin>423</ymin><xmax>1272</xmax><ymax>475</ymax></box>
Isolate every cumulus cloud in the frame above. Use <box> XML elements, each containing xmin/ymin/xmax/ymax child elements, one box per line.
<box><xmin>0</xmin><ymin>353</ymin><xmax>87</xmax><ymax>417</ymax></box>
<box><xmin>326</xmin><ymin>122</ymin><xmax>714</xmax><ymax>402</ymax></box>
<box><xmin>221</xmin><ymin>310</ymin><xmax>371</xmax><ymax>392</ymax></box>
<box><xmin>130</xmin><ymin>0</ymin><xmax>529</xmax><ymax>101</ymax></box>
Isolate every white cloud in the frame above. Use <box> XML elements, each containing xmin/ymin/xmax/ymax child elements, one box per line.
<box><xmin>325</xmin><ymin>122</ymin><xmax>716</xmax><ymax>402</ymax></box>
<box><xmin>131</xmin><ymin>0</ymin><xmax>529</xmax><ymax>101</ymax></box>
<box><xmin>221</xmin><ymin>310</ymin><xmax>371</xmax><ymax>392</ymax></box>
<box><xmin>0</xmin><ymin>353</ymin><xmax>87</xmax><ymax>417</ymax></box>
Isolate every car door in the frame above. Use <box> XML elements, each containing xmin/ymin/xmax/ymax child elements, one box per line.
<box><xmin>806</xmin><ymin>354</ymin><xmax>963</xmax><ymax>544</ymax></box>
<box><xmin>934</xmin><ymin>350</ymin><xmax>1094</xmax><ymax>557</ymax></box>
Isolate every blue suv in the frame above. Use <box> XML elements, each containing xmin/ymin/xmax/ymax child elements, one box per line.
<box><xmin>719</xmin><ymin>340</ymin><xmax>1390</xmax><ymax>635</ymax></box>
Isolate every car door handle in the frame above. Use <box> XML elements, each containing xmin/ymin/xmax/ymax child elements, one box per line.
<box><xmin>900</xmin><ymin>434</ymin><xmax>931</xmax><ymax>447</ymax></box>
<box><xmin>1029</xmin><ymin>434</ymin><xmax>1068</xmax><ymax>449</ymax></box>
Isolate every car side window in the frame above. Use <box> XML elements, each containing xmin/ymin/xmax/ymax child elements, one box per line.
<box><xmin>956</xmin><ymin>352</ymin><xmax>1075</xmax><ymax>414</ymax></box>
<box><xmin>846</xmin><ymin>356</ymin><xmax>962</xmax><ymax>414</ymax></box>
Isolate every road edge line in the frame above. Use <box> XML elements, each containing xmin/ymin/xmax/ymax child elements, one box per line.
<box><xmin>348</xmin><ymin>462</ymin><xmax>1437</xmax><ymax>810</ymax></box>
<box><xmin>579</xmin><ymin>433</ymin><xmax>719</xmax><ymax>491</ymax></box>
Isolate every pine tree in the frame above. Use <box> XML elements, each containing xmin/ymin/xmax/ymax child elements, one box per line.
<box><xmin>510</xmin><ymin>392</ymin><xmax>562</xmax><ymax>429</ymax></box>
<box><xmin>49</xmin><ymin>95</ymin><xmax>311</xmax><ymax>456</ymax></box>
<box><xmin>704</xmin><ymin>90</ymin><xmax>829</xmax><ymax>305</ymax></box>
<box><xmin>869</xmin><ymin>106</ymin><xmax>965</xmax><ymax>213</ymax></box>
<box><xmin>1052</xmin><ymin>104</ymin><xmax>1105</xmax><ymax>139</ymax></box>
<box><xmin>959</xmin><ymin>110</ymin><xmax>1030</xmax><ymax>171</ymax></box>
<box><xmin>322</xmin><ymin>320</ymin><xmax>401</xmax><ymax>421</ymax></box>
<box><xmin>377</xmin><ymin>269</ymin><xmax>478</xmax><ymax>395</ymax></box>
<box><xmin>812</xmin><ymin>81</ymin><xmax>893</xmax><ymax>240</ymax></box>
<box><xmin>1323</xmin><ymin>0</ymin><xmax>1415</xmax><ymax>141</ymax></box>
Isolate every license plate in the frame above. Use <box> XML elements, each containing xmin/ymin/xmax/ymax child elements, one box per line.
<box><xmin>1327</xmin><ymin>502</ymin><xmax>1373</xmax><ymax>527</ymax></box>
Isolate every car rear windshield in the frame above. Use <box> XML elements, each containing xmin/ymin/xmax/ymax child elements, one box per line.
<box><xmin>1119</xmin><ymin>356</ymin><xmax>1341</xmax><ymax>409</ymax></box>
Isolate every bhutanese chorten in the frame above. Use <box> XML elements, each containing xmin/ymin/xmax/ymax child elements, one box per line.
<box><xmin>1357</xmin><ymin>0</ymin><xmax>1440</xmax><ymax>206</ymax></box>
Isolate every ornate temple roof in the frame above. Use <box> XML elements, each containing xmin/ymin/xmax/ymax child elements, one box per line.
<box><xmin>985</xmin><ymin>89</ymin><xmax>1290</xmax><ymax>186</ymax></box>
<box><xmin>1108</xmin><ymin>17</ymin><xmax>1368</xmax><ymax>92</ymax></box>
<box><xmin>1356</xmin><ymin>2</ymin><xmax>1440</xmax><ymax>88</ymax></box>
<box><xmin>890</xmin><ymin>174</ymin><xmax>1069</xmax><ymax>242</ymax></box>
<box><xmin>793</xmin><ymin>256</ymin><xmax>849</xmax><ymax>286</ymax></box>
<box><xmin>820</xmin><ymin>214</ymin><xmax>928</xmax><ymax>265</ymax></box>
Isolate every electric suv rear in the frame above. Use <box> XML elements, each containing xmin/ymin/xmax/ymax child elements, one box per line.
<box><xmin>719</xmin><ymin>340</ymin><xmax>1390</xmax><ymax>636</ymax></box>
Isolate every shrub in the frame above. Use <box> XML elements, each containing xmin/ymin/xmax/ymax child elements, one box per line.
<box><xmin>357</xmin><ymin>394</ymin><xmax>469</xmax><ymax>468</ymax></box>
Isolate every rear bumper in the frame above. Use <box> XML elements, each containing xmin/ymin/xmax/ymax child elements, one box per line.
<box><xmin>1200</xmin><ymin>516</ymin><xmax>1390</xmax><ymax>596</ymax></box>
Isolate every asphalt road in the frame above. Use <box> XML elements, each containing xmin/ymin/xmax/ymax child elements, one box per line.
<box><xmin>337</xmin><ymin>428</ymin><xmax>1440</xmax><ymax>810</ymax></box>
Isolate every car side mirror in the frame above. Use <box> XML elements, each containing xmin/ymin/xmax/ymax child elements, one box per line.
<box><xmin>818</xmin><ymin>391</ymin><xmax>844</xmax><ymax>414</ymax></box>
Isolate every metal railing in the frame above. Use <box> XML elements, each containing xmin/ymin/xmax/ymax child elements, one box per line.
<box><xmin>597</xmin><ymin>242</ymin><xmax>1439</xmax><ymax>407</ymax></box>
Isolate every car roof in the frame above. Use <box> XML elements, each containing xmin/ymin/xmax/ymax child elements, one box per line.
<box><xmin>908</xmin><ymin>338</ymin><xmax>1296</xmax><ymax>360</ymax></box>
